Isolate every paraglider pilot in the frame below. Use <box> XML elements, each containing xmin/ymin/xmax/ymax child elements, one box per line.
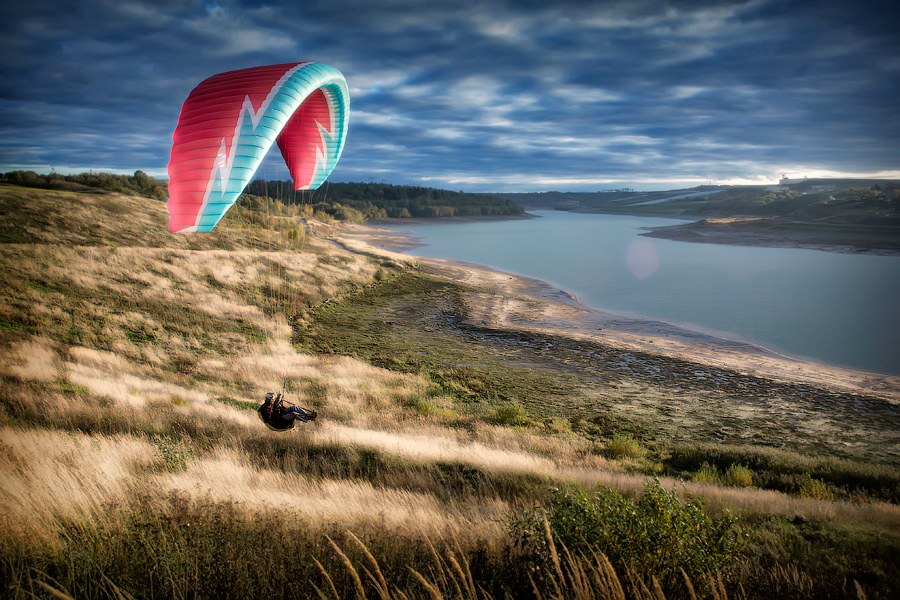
<box><xmin>258</xmin><ymin>392</ymin><xmax>317</xmax><ymax>431</ymax></box>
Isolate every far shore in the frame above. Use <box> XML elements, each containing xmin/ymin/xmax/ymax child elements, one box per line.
<box><xmin>362</xmin><ymin>213</ymin><xmax>538</xmax><ymax>252</ymax></box>
<box><xmin>364</xmin><ymin>210</ymin><xmax>900</xmax><ymax>256</ymax></box>
<box><xmin>637</xmin><ymin>216</ymin><xmax>900</xmax><ymax>256</ymax></box>
<box><xmin>341</xmin><ymin>222</ymin><xmax>900</xmax><ymax>404</ymax></box>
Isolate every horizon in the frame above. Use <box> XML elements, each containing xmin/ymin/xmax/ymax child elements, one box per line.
<box><xmin>3</xmin><ymin>159</ymin><xmax>899</xmax><ymax>196</ymax></box>
<box><xmin>4</xmin><ymin>168</ymin><xmax>897</xmax><ymax>197</ymax></box>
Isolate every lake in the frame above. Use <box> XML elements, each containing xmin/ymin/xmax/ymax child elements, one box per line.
<box><xmin>389</xmin><ymin>210</ymin><xmax>900</xmax><ymax>375</ymax></box>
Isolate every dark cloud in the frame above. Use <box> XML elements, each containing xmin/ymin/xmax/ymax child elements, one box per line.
<box><xmin>1</xmin><ymin>0</ymin><xmax>897</xmax><ymax>190</ymax></box>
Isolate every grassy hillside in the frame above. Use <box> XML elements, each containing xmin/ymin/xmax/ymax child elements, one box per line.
<box><xmin>1</xmin><ymin>184</ymin><xmax>899</xmax><ymax>599</ymax></box>
<box><xmin>495</xmin><ymin>180</ymin><xmax>899</xmax><ymax>218</ymax></box>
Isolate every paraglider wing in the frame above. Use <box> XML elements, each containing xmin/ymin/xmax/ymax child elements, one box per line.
<box><xmin>167</xmin><ymin>62</ymin><xmax>349</xmax><ymax>233</ymax></box>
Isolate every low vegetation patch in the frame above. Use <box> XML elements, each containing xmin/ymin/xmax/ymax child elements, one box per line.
<box><xmin>214</xmin><ymin>395</ymin><xmax>259</xmax><ymax>411</ymax></box>
<box><xmin>510</xmin><ymin>479</ymin><xmax>750</xmax><ymax>595</ymax></box>
<box><xmin>602</xmin><ymin>432</ymin><xmax>647</xmax><ymax>460</ymax></box>
<box><xmin>692</xmin><ymin>463</ymin><xmax>754</xmax><ymax>488</ymax></box>
<box><xmin>489</xmin><ymin>400</ymin><xmax>530</xmax><ymax>426</ymax></box>
<box><xmin>667</xmin><ymin>442</ymin><xmax>900</xmax><ymax>503</ymax></box>
<box><xmin>295</xmin><ymin>272</ymin><xmax>579</xmax><ymax>413</ymax></box>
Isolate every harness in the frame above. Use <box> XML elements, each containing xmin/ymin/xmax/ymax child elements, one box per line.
<box><xmin>259</xmin><ymin>389</ymin><xmax>317</xmax><ymax>431</ymax></box>
<box><xmin>259</xmin><ymin>394</ymin><xmax>295</xmax><ymax>431</ymax></box>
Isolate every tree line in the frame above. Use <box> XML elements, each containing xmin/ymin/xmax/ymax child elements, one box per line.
<box><xmin>2</xmin><ymin>170</ymin><xmax>168</xmax><ymax>200</ymax></box>
<box><xmin>3</xmin><ymin>172</ymin><xmax>525</xmax><ymax>220</ymax></box>
<box><xmin>244</xmin><ymin>180</ymin><xmax>525</xmax><ymax>219</ymax></box>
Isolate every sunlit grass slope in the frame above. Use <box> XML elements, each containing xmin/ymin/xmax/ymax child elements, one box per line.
<box><xmin>1</xmin><ymin>184</ymin><xmax>898</xmax><ymax>599</ymax></box>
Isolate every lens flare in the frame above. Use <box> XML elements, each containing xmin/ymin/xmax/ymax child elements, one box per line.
<box><xmin>626</xmin><ymin>238</ymin><xmax>659</xmax><ymax>280</ymax></box>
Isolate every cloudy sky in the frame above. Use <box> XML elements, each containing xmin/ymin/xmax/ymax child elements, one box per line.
<box><xmin>1</xmin><ymin>0</ymin><xmax>898</xmax><ymax>192</ymax></box>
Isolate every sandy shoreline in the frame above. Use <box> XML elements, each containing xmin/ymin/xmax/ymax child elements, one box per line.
<box><xmin>340</xmin><ymin>222</ymin><xmax>900</xmax><ymax>404</ymax></box>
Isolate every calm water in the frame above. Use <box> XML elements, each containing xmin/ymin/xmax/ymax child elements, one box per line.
<box><xmin>392</xmin><ymin>210</ymin><xmax>900</xmax><ymax>375</ymax></box>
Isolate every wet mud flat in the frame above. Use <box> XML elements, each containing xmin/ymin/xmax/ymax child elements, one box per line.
<box><xmin>399</xmin><ymin>266</ymin><xmax>900</xmax><ymax>463</ymax></box>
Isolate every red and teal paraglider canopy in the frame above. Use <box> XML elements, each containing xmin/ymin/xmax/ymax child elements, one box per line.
<box><xmin>167</xmin><ymin>62</ymin><xmax>349</xmax><ymax>233</ymax></box>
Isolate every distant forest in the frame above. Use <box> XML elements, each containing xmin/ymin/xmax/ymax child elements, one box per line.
<box><xmin>243</xmin><ymin>180</ymin><xmax>525</xmax><ymax>220</ymax></box>
<box><xmin>1</xmin><ymin>171</ymin><xmax>524</xmax><ymax>221</ymax></box>
<box><xmin>2</xmin><ymin>170</ymin><xmax>168</xmax><ymax>200</ymax></box>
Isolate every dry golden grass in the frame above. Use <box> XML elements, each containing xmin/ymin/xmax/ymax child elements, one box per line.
<box><xmin>321</xmin><ymin>422</ymin><xmax>559</xmax><ymax>474</ymax></box>
<box><xmin>0</xmin><ymin>190</ymin><xmax>534</xmax><ymax>556</ymax></box>
<box><xmin>154</xmin><ymin>445</ymin><xmax>507</xmax><ymax>540</ymax></box>
<box><xmin>0</xmin><ymin>427</ymin><xmax>154</xmax><ymax>544</ymax></box>
<box><xmin>0</xmin><ymin>337</ymin><xmax>59</xmax><ymax>382</ymax></box>
<box><xmin>3</xmin><ymin>238</ymin><xmax>899</xmax><ymax>547</ymax></box>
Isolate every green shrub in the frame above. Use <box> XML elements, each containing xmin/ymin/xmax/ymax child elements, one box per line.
<box><xmin>407</xmin><ymin>396</ymin><xmax>436</xmax><ymax>415</ymax></box>
<box><xmin>798</xmin><ymin>475</ymin><xmax>833</xmax><ymax>501</ymax></box>
<box><xmin>602</xmin><ymin>433</ymin><xmax>645</xmax><ymax>459</ymax></box>
<box><xmin>542</xmin><ymin>417</ymin><xmax>572</xmax><ymax>434</ymax></box>
<box><xmin>723</xmin><ymin>464</ymin><xmax>754</xmax><ymax>487</ymax></box>
<box><xmin>692</xmin><ymin>463</ymin><xmax>722</xmax><ymax>484</ymax></box>
<box><xmin>508</xmin><ymin>478</ymin><xmax>748</xmax><ymax>592</ymax></box>
<box><xmin>691</xmin><ymin>463</ymin><xmax>753</xmax><ymax>487</ymax></box>
<box><xmin>490</xmin><ymin>401</ymin><xmax>529</xmax><ymax>426</ymax></box>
